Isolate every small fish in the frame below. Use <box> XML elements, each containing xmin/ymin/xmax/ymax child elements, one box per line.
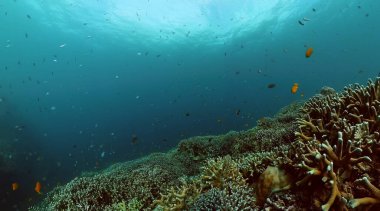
<box><xmin>12</xmin><ymin>182</ymin><xmax>19</xmax><ymax>191</ymax></box>
<box><xmin>59</xmin><ymin>43</ymin><xmax>66</xmax><ymax>48</ymax></box>
<box><xmin>291</xmin><ymin>83</ymin><xmax>299</xmax><ymax>94</ymax></box>
<box><xmin>236</xmin><ymin>109</ymin><xmax>241</xmax><ymax>116</ymax></box>
<box><xmin>305</xmin><ymin>47</ymin><xmax>313</xmax><ymax>58</ymax></box>
<box><xmin>185</xmin><ymin>112</ymin><xmax>190</xmax><ymax>117</ymax></box>
<box><xmin>131</xmin><ymin>135</ymin><xmax>138</xmax><ymax>144</ymax></box>
<box><xmin>298</xmin><ymin>20</ymin><xmax>304</xmax><ymax>26</ymax></box>
<box><xmin>35</xmin><ymin>181</ymin><xmax>42</xmax><ymax>194</ymax></box>
<box><xmin>26</xmin><ymin>14</ymin><xmax>31</xmax><ymax>19</ymax></box>
<box><xmin>303</xmin><ymin>17</ymin><xmax>310</xmax><ymax>21</ymax></box>
<box><xmin>267</xmin><ymin>83</ymin><xmax>276</xmax><ymax>89</ymax></box>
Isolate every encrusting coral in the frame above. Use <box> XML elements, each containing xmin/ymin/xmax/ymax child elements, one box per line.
<box><xmin>293</xmin><ymin>78</ymin><xmax>380</xmax><ymax>210</ymax></box>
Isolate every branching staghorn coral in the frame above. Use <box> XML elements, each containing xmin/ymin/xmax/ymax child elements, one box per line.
<box><xmin>293</xmin><ymin>78</ymin><xmax>380</xmax><ymax>210</ymax></box>
<box><xmin>348</xmin><ymin>176</ymin><xmax>380</xmax><ymax>208</ymax></box>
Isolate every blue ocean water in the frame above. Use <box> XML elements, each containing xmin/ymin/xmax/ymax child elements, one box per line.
<box><xmin>0</xmin><ymin>0</ymin><xmax>378</xmax><ymax>209</ymax></box>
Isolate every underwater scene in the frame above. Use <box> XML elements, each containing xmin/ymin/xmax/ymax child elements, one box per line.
<box><xmin>1</xmin><ymin>0</ymin><xmax>380</xmax><ymax>210</ymax></box>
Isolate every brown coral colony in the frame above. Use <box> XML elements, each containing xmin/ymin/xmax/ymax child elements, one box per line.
<box><xmin>294</xmin><ymin>78</ymin><xmax>380</xmax><ymax>210</ymax></box>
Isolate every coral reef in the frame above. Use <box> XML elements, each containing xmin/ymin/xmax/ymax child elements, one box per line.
<box><xmin>30</xmin><ymin>100</ymin><xmax>302</xmax><ymax>211</ymax></box>
<box><xmin>31</xmin><ymin>77</ymin><xmax>380</xmax><ymax>210</ymax></box>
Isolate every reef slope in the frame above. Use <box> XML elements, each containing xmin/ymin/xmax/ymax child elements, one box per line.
<box><xmin>30</xmin><ymin>78</ymin><xmax>380</xmax><ymax>211</ymax></box>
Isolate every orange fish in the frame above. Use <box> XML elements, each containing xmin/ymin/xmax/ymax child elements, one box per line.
<box><xmin>291</xmin><ymin>83</ymin><xmax>299</xmax><ymax>94</ymax></box>
<box><xmin>35</xmin><ymin>181</ymin><xmax>42</xmax><ymax>194</ymax></box>
<box><xmin>12</xmin><ymin>182</ymin><xmax>19</xmax><ymax>191</ymax></box>
<box><xmin>305</xmin><ymin>47</ymin><xmax>313</xmax><ymax>58</ymax></box>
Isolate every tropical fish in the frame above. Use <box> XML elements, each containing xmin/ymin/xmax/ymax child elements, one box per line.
<box><xmin>35</xmin><ymin>181</ymin><xmax>42</xmax><ymax>194</ymax></box>
<box><xmin>131</xmin><ymin>135</ymin><xmax>139</xmax><ymax>145</ymax></box>
<box><xmin>305</xmin><ymin>47</ymin><xmax>313</xmax><ymax>58</ymax></box>
<box><xmin>291</xmin><ymin>83</ymin><xmax>299</xmax><ymax>94</ymax></box>
<box><xmin>267</xmin><ymin>83</ymin><xmax>276</xmax><ymax>88</ymax></box>
<box><xmin>12</xmin><ymin>182</ymin><xmax>19</xmax><ymax>191</ymax></box>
